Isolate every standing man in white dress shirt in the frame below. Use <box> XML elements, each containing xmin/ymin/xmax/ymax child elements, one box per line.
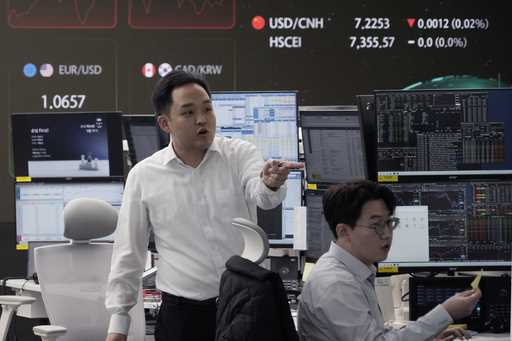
<box><xmin>105</xmin><ymin>70</ymin><xmax>303</xmax><ymax>341</ymax></box>
<box><xmin>298</xmin><ymin>180</ymin><xmax>481</xmax><ymax>341</ymax></box>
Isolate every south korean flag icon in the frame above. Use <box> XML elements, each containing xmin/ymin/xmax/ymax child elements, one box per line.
<box><xmin>158</xmin><ymin>63</ymin><xmax>173</xmax><ymax>77</ymax></box>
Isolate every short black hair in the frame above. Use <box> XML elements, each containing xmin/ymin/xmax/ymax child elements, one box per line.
<box><xmin>151</xmin><ymin>70</ymin><xmax>211</xmax><ymax>117</ymax></box>
<box><xmin>323</xmin><ymin>180</ymin><xmax>397</xmax><ymax>239</ymax></box>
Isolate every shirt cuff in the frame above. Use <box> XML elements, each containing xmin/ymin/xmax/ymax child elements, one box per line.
<box><xmin>427</xmin><ymin>304</ymin><xmax>454</xmax><ymax>327</ymax></box>
<box><xmin>108</xmin><ymin>313</ymin><xmax>131</xmax><ymax>336</ymax></box>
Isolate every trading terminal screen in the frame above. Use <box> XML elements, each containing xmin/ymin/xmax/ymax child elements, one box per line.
<box><xmin>15</xmin><ymin>181</ymin><xmax>124</xmax><ymax>244</ymax></box>
<box><xmin>376</xmin><ymin>89</ymin><xmax>512</xmax><ymax>180</ymax></box>
<box><xmin>211</xmin><ymin>91</ymin><xmax>299</xmax><ymax>162</ymax></box>
<box><xmin>301</xmin><ymin>106</ymin><xmax>367</xmax><ymax>184</ymax></box>
<box><xmin>11</xmin><ymin>112</ymin><xmax>124</xmax><ymax>180</ymax></box>
<box><xmin>380</xmin><ymin>180</ymin><xmax>512</xmax><ymax>270</ymax></box>
<box><xmin>257</xmin><ymin>171</ymin><xmax>302</xmax><ymax>246</ymax></box>
<box><xmin>304</xmin><ymin>190</ymin><xmax>333</xmax><ymax>260</ymax></box>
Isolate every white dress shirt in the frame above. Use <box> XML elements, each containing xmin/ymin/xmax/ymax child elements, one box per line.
<box><xmin>106</xmin><ymin>136</ymin><xmax>286</xmax><ymax>335</ymax></box>
<box><xmin>298</xmin><ymin>242</ymin><xmax>453</xmax><ymax>341</ymax></box>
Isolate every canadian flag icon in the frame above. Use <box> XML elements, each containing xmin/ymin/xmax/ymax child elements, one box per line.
<box><xmin>142</xmin><ymin>63</ymin><xmax>156</xmax><ymax>78</ymax></box>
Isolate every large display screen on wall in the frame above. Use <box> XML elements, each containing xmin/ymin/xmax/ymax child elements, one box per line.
<box><xmin>0</xmin><ymin>0</ymin><xmax>510</xmax><ymax>221</ymax></box>
<box><xmin>0</xmin><ymin>1</ymin><xmax>509</xmax><ymax>115</ymax></box>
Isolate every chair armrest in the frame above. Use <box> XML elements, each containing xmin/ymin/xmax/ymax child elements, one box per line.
<box><xmin>0</xmin><ymin>295</ymin><xmax>36</xmax><ymax>307</ymax></box>
<box><xmin>33</xmin><ymin>325</ymin><xmax>67</xmax><ymax>337</ymax></box>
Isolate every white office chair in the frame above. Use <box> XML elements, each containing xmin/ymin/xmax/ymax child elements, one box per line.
<box><xmin>0</xmin><ymin>295</ymin><xmax>36</xmax><ymax>341</ymax></box>
<box><xmin>232</xmin><ymin>217</ymin><xmax>269</xmax><ymax>265</ymax></box>
<box><xmin>34</xmin><ymin>198</ymin><xmax>145</xmax><ymax>341</ymax></box>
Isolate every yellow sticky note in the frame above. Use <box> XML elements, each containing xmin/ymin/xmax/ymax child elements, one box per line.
<box><xmin>378</xmin><ymin>175</ymin><xmax>398</xmax><ymax>183</ymax></box>
<box><xmin>448</xmin><ymin>323</ymin><xmax>467</xmax><ymax>330</ymax></box>
<box><xmin>377</xmin><ymin>265</ymin><xmax>399</xmax><ymax>273</ymax></box>
<box><xmin>16</xmin><ymin>243</ymin><xmax>29</xmax><ymax>250</ymax></box>
<box><xmin>302</xmin><ymin>262</ymin><xmax>315</xmax><ymax>282</ymax></box>
<box><xmin>470</xmin><ymin>269</ymin><xmax>483</xmax><ymax>289</ymax></box>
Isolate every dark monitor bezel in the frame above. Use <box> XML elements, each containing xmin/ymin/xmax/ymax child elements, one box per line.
<box><xmin>122</xmin><ymin>114</ymin><xmax>164</xmax><ymax>165</ymax></box>
<box><xmin>211</xmin><ymin>90</ymin><xmax>300</xmax><ymax>162</ymax></box>
<box><xmin>11</xmin><ymin>111</ymin><xmax>124</xmax><ymax>182</ymax></box>
<box><xmin>356</xmin><ymin>94</ymin><xmax>377</xmax><ymax>182</ymax></box>
<box><xmin>303</xmin><ymin>188</ymin><xmax>334</xmax><ymax>262</ymax></box>
<box><xmin>299</xmin><ymin>105</ymin><xmax>368</xmax><ymax>185</ymax></box>
<box><xmin>408</xmin><ymin>276</ymin><xmax>511</xmax><ymax>334</ymax></box>
<box><xmin>377</xmin><ymin>263</ymin><xmax>512</xmax><ymax>275</ymax></box>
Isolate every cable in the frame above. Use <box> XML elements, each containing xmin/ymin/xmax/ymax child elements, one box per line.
<box><xmin>1</xmin><ymin>277</ymin><xmax>19</xmax><ymax>295</ymax></box>
<box><xmin>20</xmin><ymin>279</ymin><xmax>30</xmax><ymax>292</ymax></box>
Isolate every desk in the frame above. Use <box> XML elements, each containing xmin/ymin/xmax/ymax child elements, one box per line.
<box><xmin>471</xmin><ymin>334</ymin><xmax>510</xmax><ymax>340</ymax></box>
<box><xmin>291</xmin><ymin>307</ymin><xmax>509</xmax><ymax>339</ymax></box>
<box><xmin>5</xmin><ymin>279</ymin><xmax>46</xmax><ymax>318</ymax></box>
<box><xmin>5</xmin><ymin>279</ymin><xmax>509</xmax><ymax>341</ymax></box>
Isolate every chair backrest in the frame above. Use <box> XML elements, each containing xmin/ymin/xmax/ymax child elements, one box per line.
<box><xmin>232</xmin><ymin>217</ymin><xmax>269</xmax><ymax>264</ymax></box>
<box><xmin>216</xmin><ymin>219</ymin><xmax>298</xmax><ymax>340</ymax></box>
<box><xmin>34</xmin><ymin>198</ymin><xmax>145</xmax><ymax>341</ymax></box>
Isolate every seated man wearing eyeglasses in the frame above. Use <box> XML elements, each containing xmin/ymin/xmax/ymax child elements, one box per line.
<box><xmin>297</xmin><ymin>180</ymin><xmax>481</xmax><ymax>341</ymax></box>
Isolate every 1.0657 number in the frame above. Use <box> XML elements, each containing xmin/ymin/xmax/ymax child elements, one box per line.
<box><xmin>41</xmin><ymin>94</ymin><xmax>86</xmax><ymax>110</ymax></box>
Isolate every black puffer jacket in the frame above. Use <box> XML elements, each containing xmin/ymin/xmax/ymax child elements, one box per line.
<box><xmin>215</xmin><ymin>255</ymin><xmax>299</xmax><ymax>341</ymax></box>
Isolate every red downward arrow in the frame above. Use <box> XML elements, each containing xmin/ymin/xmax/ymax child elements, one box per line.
<box><xmin>407</xmin><ymin>18</ymin><xmax>416</xmax><ymax>28</ymax></box>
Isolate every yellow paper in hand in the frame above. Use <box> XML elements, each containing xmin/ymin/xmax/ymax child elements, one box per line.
<box><xmin>302</xmin><ymin>262</ymin><xmax>315</xmax><ymax>282</ymax></box>
<box><xmin>448</xmin><ymin>323</ymin><xmax>467</xmax><ymax>330</ymax></box>
<box><xmin>470</xmin><ymin>269</ymin><xmax>483</xmax><ymax>289</ymax></box>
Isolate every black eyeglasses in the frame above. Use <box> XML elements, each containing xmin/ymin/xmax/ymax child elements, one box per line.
<box><xmin>356</xmin><ymin>217</ymin><xmax>400</xmax><ymax>237</ymax></box>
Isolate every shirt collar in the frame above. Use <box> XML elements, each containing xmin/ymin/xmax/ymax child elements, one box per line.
<box><xmin>160</xmin><ymin>136</ymin><xmax>221</xmax><ymax>165</ymax></box>
<box><xmin>328</xmin><ymin>241</ymin><xmax>376</xmax><ymax>283</ymax></box>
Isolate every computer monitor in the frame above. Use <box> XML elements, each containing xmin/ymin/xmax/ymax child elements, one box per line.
<box><xmin>15</xmin><ymin>181</ymin><xmax>124</xmax><ymax>245</ymax></box>
<box><xmin>257</xmin><ymin>171</ymin><xmax>302</xmax><ymax>246</ymax></box>
<box><xmin>376</xmin><ymin>89</ymin><xmax>512</xmax><ymax>181</ymax></box>
<box><xmin>356</xmin><ymin>94</ymin><xmax>377</xmax><ymax>181</ymax></box>
<box><xmin>409</xmin><ymin>276</ymin><xmax>510</xmax><ymax>332</ymax></box>
<box><xmin>379</xmin><ymin>179</ymin><xmax>512</xmax><ymax>272</ymax></box>
<box><xmin>304</xmin><ymin>190</ymin><xmax>333</xmax><ymax>260</ymax></box>
<box><xmin>123</xmin><ymin>114</ymin><xmax>166</xmax><ymax>164</ymax></box>
<box><xmin>11</xmin><ymin>112</ymin><xmax>124</xmax><ymax>181</ymax></box>
<box><xmin>300</xmin><ymin>106</ymin><xmax>367</xmax><ymax>184</ymax></box>
<box><xmin>211</xmin><ymin>91</ymin><xmax>299</xmax><ymax>161</ymax></box>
